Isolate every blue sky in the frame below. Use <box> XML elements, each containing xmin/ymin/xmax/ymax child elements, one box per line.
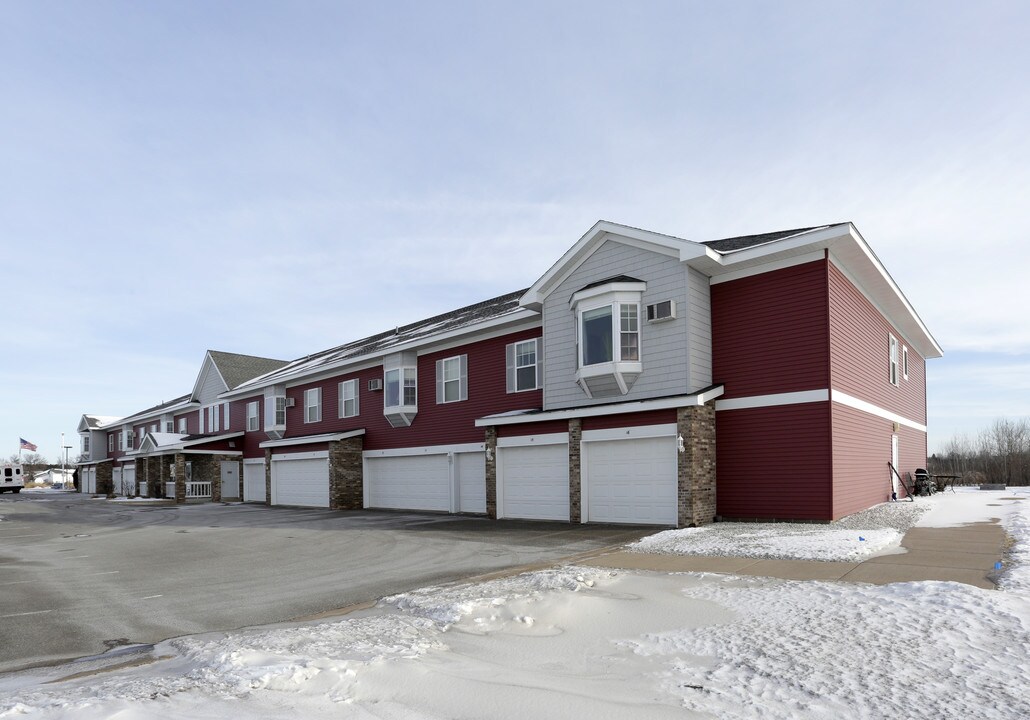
<box><xmin>2</xmin><ymin>1</ymin><xmax>1027</xmax><ymax>461</ymax></box>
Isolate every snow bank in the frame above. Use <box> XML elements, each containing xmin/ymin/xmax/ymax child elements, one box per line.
<box><xmin>998</xmin><ymin>487</ymin><xmax>1030</xmax><ymax>593</ymax></box>
<box><xmin>632</xmin><ymin>525</ymin><xmax>902</xmax><ymax>561</ymax></box>
<box><xmin>623</xmin><ymin>575</ymin><xmax>1030</xmax><ymax>720</ymax></box>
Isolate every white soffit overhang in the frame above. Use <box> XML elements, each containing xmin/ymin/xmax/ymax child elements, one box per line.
<box><xmin>684</xmin><ymin>223</ymin><xmax>943</xmax><ymax>360</ymax></box>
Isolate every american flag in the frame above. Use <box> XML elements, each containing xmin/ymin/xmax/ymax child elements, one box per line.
<box><xmin>20</xmin><ymin>438</ymin><xmax>37</xmax><ymax>452</ymax></box>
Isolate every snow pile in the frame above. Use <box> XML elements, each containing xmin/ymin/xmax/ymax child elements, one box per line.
<box><xmin>630</xmin><ymin>501</ymin><xmax>928</xmax><ymax>561</ymax></box>
<box><xmin>999</xmin><ymin>488</ymin><xmax>1030</xmax><ymax>593</ymax></box>
<box><xmin>381</xmin><ymin>566</ymin><xmax>602</xmax><ymax>624</ymax></box>
<box><xmin>623</xmin><ymin>576</ymin><xmax>1030</xmax><ymax>720</ymax></box>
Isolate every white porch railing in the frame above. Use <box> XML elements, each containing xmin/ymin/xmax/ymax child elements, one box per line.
<box><xmin>165</xmin><ymin>482</ymin><xmax>175</xmax><ymax>498</ymax></box>
<box><xmin>186</xmin><ymin>481</ymin><xmax>212</xmax><ymax>499</ymax></box>
<box><xmin>140</xmin><ymin>481</ymin><xmax>149</xmax><ymax>497</ymax></box>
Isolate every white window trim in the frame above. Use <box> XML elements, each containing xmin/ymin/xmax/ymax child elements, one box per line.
<box><xmin>436</xmin><ymin>355</ymin><xmax>468</xmax><ymax>404</ymax></box>
<box><xmin>338</xmin><ymin>379</ymin><xmax>359</xmax><ymax>418</ymax></box>
<box><xmin>304</xmin><ymin>387</ymin><xmax>322</xmax><ymax>423</ymax></box>
<box><xmin>889</xmin><ymin>333</ymin><xmax>900</xmax><ymax>387</ymax></box>
<box><xmin>83</xmin><ymin>436</ymin><xmax>90</xmax><ymax>453</ymax></box>
<box><xmin>109</xmin><ymin>434</ymin><xmax>114</xmax><ymax>452</ymax></box>
<box><xmin>246</xmin><ymin>401</ymin><xmax>259</xmax><ymax>431</ymax></box>
<box><xmin>902</xmin><ymin>345</ymin><xmax>909</xmax><ymax>380</ymax></box>
<box><xmin>573</xmin><ymin>290</ymin><xmax>644</xmax><ymax>370</ymax></box>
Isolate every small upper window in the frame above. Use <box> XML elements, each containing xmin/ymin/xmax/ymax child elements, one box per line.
<box><xmin>82</xmin><ymin>436</ymin><xmax>90</xmax><ymax>453</ymax></box>
<box><xmin>246</xmin><ymin>401</ymin><xmax>259</xmax><ymax>431</ymax></box>
<box><xmin>178</xmin><ymin>418</ymin><xmax>187</xmax><ymax>434</ymax></box>
<box><xmin>902</xmin><ymin>346</ymin><xmax>909</xmax><ymax>380</ymax></box>
<box><xmin>436</xmin><ymin>355</ymin><xmax>468</xmax><ymax>403</ymax></box>
<box><xmin>275</xmin><ymin>396</ymin><xmax>287</xmax><ymax>425</ymax></box>
<box><xmin>888</xmin><ymin>334</ymin><xmax>900</xmax><ymax>386</ymax></box>
<box><xmin>304</xmin><ymin>388</ymin><xmax>322</xmax><ymax>423</ymax></box>
<box><xmin>339</xmin><ymin>379</ymin><xmax>359</xmax><ymax>418</ymax></box>
<box><xmin>165</xmin><ymin>421</ymin><xmax>173</xmax><ymax>433</ymax></box>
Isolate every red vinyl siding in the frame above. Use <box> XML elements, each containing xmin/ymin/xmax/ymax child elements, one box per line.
<box><xmin>280</xmin><ymin>328</ymin><xmax>543</xmax><ymax>451</ymax></box>
<box><xmin>828</xmin><ymin>262</ymin><xmax>927</xmax><ymax>424</ymax></box>
<box><xmin>831</xmin><ymin>403</ymin><xmax>927</xmax><ymax>516</ymax></box>
<box><xmin>715</xmin><ymin>402</ymin><xmax>833</xmax><ymax>521</ymax></box>
<box><xmin>711</xmin><ymin>259</ymin><xmax>830</xmax><ymax>400</ymax></box>
<box><xmin>173</xmin><ymin>410</ymin><xmax>200</xmax><ymax>435</ymax></box>
<box><xmin>582</xmin><ymin>409</ymin><xmax>676</xmax><ymax>431</ymax></box>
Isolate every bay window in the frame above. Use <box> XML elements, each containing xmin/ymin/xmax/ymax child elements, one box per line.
<box><xmin>570</xmin><ymin>277</ymin><xmax>646</xmax><ymax>398</ymax></box>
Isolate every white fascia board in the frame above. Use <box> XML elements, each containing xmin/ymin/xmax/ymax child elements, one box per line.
<box><xmin>569</xmin><ymin>281</ymin><xmax>647</xmax><ymax>307</ymax></box>
<box><xmin>181</xmin><ymin>431</ymin><xmax>245</xmax><ymax>448</ymax></box>
<box><xmin>259</xmin><ymin>429</ymin><xmax>365</xmax><ymax>449</ymax></box>
<box><xmin>476</xmin><ymin>386</ymin><xmax>725</xmax><ymax>427</ymax></box>
<box><xmin>243</xmin><ymin>457</ymin><xmax>265</xmax><ymax>464</ymax></box>
<box><xmin>709</xmin><ymin>250</ymin><xmax>826</xmax><ymax>285</ymax></box>
<box><xmin>222</xmin><ymin>310</ymin><xmax>540</xmax><ymax>399</ymax></box>
<box><xmin>75</xmin><ymin>458</ymin><xmax>113</xmax><ymax>467</ymax></box>
<box><xmin>182</xmin><ymin>449</ymin><xmax>243</xmax><ymax>456</ymax></box>
<box><xmin>270</xmin><ymin>450</ymin><xmax>328</xmax><ymax>461</ymax></box>
<box><xmin>362</xmin><ymin>441</ymin><xmax>485</xmax><ymax>458</ymax></box>
<box><xmin>831</xmin><ymin>390</ymin><xmax>928</xmax><ymax>432</ymax></box>
<box><xmin>521</xmin><ymin>221</ymin><xmax>696</xmax><ymax>311</ymax></box>
<box><xmin>829</xmin><ymin>227</ymin><xmax>943</xmax><ymax>359</ymax></box>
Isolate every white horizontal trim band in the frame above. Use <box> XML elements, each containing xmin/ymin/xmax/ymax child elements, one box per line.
<box><xmin>715</xmin><ymin>390</ymin><xmax>829</xmax><ymax>411</ymax></box>
<box><xmin>497</xmin><ymin>432</ymin><xmax>569</xmax><ymax>448</ymax></box>
<box><xmin>363</xmin><ymin>442</ymin><xmax>485</xmax><ymax>458</ymax></box>
<box><xmin>581</xmin><ymin>424</ymin><xmax>677</xmax><ymax>442</ymax></box>
<box><xmin>260</xmin><ymin>429</ymin><xmax>365</xmax><ymax>449</ymax></box>
<box><xmin>270</xmin><ymin>451</ymin><xmax>328</xmax><ymax>461</ymax></box>
<box><xmin>831</xmin><ymin>390</ymin><xmax>927</xmax><ymax>432</ymax></box>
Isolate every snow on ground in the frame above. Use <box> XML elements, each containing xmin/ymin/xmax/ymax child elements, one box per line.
<box><xmin>1</xmin><ymin>489</ymin><xmax>1029</xmax><ymax>719</ymax></box>
<box><xmin>630</xmin><ymin>499</ymin><xmax>929</xmax><ymax>561</ymax></box>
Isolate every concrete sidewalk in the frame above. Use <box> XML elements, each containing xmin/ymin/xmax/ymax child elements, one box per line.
<box><xmin>582</xmin><ymin>520</ymin><xmax>1008</xmax><ymax>589</ymax></box>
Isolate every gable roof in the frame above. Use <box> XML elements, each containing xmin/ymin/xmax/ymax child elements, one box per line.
<box><xmin>207</xmin><ymin>350</ymin><xmax>290</xmax><ymax>390</ymax></box>
<box><xmin>229</xmin><ymin>289</ymin><xmax>533</xmax><ymax>394</ymax></box>
<box><xmin>114</xmin><ymin>394</ymin><xmax>195</xmax><ymax>427</ymax></box>
<box><xmin>78</xmin><ymin>414</ymin><xmax>122</xmax><ymax>432</ymax></box>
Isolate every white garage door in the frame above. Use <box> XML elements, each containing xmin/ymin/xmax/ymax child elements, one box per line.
<box><xmin>272</xmin><ymin>457</ymin><xmax>330</xmax><ymax>507</ymax></box>
<box><xmin>112</xmin><ymin>468</ymin><xmax>123</xmax><ymax>495</ymax></box>
<box><xmin>500</xmin><ymin>444</ymin><xmax>569</xmax><ymax>521</ymax></box>
<box><xmin>586</xmin><ymin>436</ymin><xmax>677</xmax><ymax>525</ymax></box>
<box><xmin>122</xmin><ymin>466</ymin><xmax>135</xmax><ymax>495</ymax></box>
<box><xmin>82</xmin><ymin>468</ymin><xmax>94</xmax><ymax>494</ymax></box>
<box><xmin>456</xmin><ymin>452</ymin><xmax>486</xmax><ymax>514</ymax></box>
<box><xmin>243</xmin><ymin>460</ymin><xmax>266</xmax><ymax>503</ymax></box>
<box><xmin>366</xmin><ymin>454</ymin><xmax>450</xmax><ymax>512</ymax></box>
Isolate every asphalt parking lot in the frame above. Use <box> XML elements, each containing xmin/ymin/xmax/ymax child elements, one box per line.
<box><xmin>0</xmin><ymin>491</ymin><xmax>650</xmax><ymax>673</ymax></box>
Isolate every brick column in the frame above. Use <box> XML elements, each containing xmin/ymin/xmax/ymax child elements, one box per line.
<box><xmin>484</xmin><ymin>427</ymin><xmax>497</xmax><ymax>519</ymax></box>
<box><xmin>96</xmin><ymin>463</ymin><xmax>113</xmax><ymax>496</ymax></box>
<box><xmin>174</xmin><ymin>454</ymin><xmax>186</xmax><ymax>504</ymax></box>
<box><xmin>569</xmin><ymin>419</ymin><xmax>582</xmax><ymax>523</ymax></box>
<box><xmin>329</xmin><ymin>436</ymin><xmax>364</xmax><ymax>510</ymax></box>
<box><xmin>677</xmin><ymin>405</ymin><xmax>717</xmax><ymax>527</ymax></box>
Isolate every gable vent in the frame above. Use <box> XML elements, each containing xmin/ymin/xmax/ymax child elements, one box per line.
<box><xmin>646</xmin><ymin>300</ymin><xmax>676</xmax><ymax>323</ymax></box>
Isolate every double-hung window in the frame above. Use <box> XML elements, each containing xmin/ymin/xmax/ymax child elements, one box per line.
<box><xmin>109</xmin><ymin>434</ymin><xmax>114</xmax><ymax>452</ymax></box>
<box><xmin>506</xmin><ymin>338</ymin><xmax>541</xmax><ymax>392</ymax></box>
<box><xmin>82</xmin><ymin>436</ymin><xmax>90</xmax><ymax>454</ymax></box>
<box><xmin>436</xmin><ymin>355</ymin><xmax>468</xmax><ymax>403</ymax></box>
<box><xmin>888</xmin><ymin>334</ymin><xmax>900</xmax><ymax>386</ymax></box>
<box><xmin>339</xmin><ymin>379</ymin><xmax>359</xmax><ymax>418</ymax></box>
<box><xmin>385</xmin><ymin>368</ymin><xmax>417</xmax><ymax>408</ymax></box>
<box><xmin>246</xmin><ymin>401</ymin><xmax>259</xmax><ymax>431</ymax></box>
<box><xmin>304</xmin><ymin>388</ymin><xmax>322</xmax><ymax>423</ymax></box>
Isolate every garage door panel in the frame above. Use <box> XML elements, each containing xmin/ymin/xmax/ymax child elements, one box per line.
<box><xmin>367</xmin><ymin>455</ymin><xmax>450</xmax><ymax>512</ymax></box>
<box><xmin>500</xmin><ymin>444</ymin><xmax>569</xmax><ymax>521</ymax></box>
<box><xmin>587</xmin><ymin>437</ymin><xmax>677</xmax><ymax>525</ymax></box>
<box><xmin>244</xmin><ymin>461</ymin><xmax>266</xmax><ymax>503</ymax></box>
<box><xmin>457</xmin><ymin>452</ymin><xmax>486</xmax><ymax>514</ymax></box>
<box><xmin>273</xmin><ymin>458</ymin><xmax>329</xmax><ymax>507</ymax></box>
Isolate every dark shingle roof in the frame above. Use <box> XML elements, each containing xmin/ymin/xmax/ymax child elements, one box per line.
<box><xmin>208</xmin><ymin>351</ymin><xmax>291</xmax><ymax>390</ymax></box>
<box><xmin>127</xmin><ymin>394</ymin><xmax>193</xmax><ymax>419</ymax></box>
<box><xmin>237</xmin><ymin>289</ymin><xmax>528</xmax><ymax>390</ymax></box>
<box><xmin>703</xmin><ymin>224</ymin><xmax>843</xmax><ymax>253</ymax></box>
<box><xmin>579</xmin><ymin>275</ymin><xmax>644</xmax><ymax>291</ymax></box>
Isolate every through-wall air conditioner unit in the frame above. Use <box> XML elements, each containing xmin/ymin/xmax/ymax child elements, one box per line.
<box><xmin>368</xmin><ymin>378</ymin><xmax>383</xmax><ymax>391</ymax></box>
<box><xmin>646</xmin><ymin>300</ymin><xmax>676</xmax><ymax>323</ymax></box>
<box><xmin>284</xmin><ymin>397</ymin><xmax>295</xmax><ymax>407</ymax></box>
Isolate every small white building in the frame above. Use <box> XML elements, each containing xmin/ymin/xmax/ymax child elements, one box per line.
<box><xmin>32</xmin><ymin>468</ymin><xmax>75</xmax><ymax>487</ymax></box>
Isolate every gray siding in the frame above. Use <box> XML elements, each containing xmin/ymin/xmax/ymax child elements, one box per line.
<box><xmin>195</xmin><ymin>358</ymin><xmax>228</xmax><ymax>405</ymax></box>
<box><xmin>543</xmin><ymin>238</ymin><xmax>710</xmax><ymax>410</ymax></box>
<box><xmin>687</xmin><ymin>267</ymin><xmax>713</xmax><ymax>389</ymax></box>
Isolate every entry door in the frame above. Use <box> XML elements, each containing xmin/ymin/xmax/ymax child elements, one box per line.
<box><xmin>891</xmin><ymin>434</ymin><xmax>899</xmax><ymax>495</ymax></box>
<box><xmin>220</xmin><ymin>461</ymin><xmax>239</xmax><ymax>499</ymax></box>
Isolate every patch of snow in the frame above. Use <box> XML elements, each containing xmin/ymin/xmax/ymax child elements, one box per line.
<box><xmin>107</xmin><ymin>497</ymin><xmax>170</xmax><ymax>503</ymax></box>
<box><xmin>998</xmin><ymin>487</ymin><xmax>1030</xmax><ymax>593</ymax></box>
<box><xmin>621</xmin><ymin>576</ymin><xmax>1030</xmax><ymax>720</ymax></box>
<box><xmin>916</xmin><ymin>486</ymin><xmax>1027</xmax><ymax>528</ymax></box>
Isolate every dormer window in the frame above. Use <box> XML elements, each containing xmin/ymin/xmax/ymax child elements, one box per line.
<box><xmin>383</xmin><ymin>351</ymin><xmax>418</xmax><ymax>427</ymax></box>
<box><xmin>570</xmin><ymin>277</ymin><xmax>646</xmax><ymax>398</ymax></box>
